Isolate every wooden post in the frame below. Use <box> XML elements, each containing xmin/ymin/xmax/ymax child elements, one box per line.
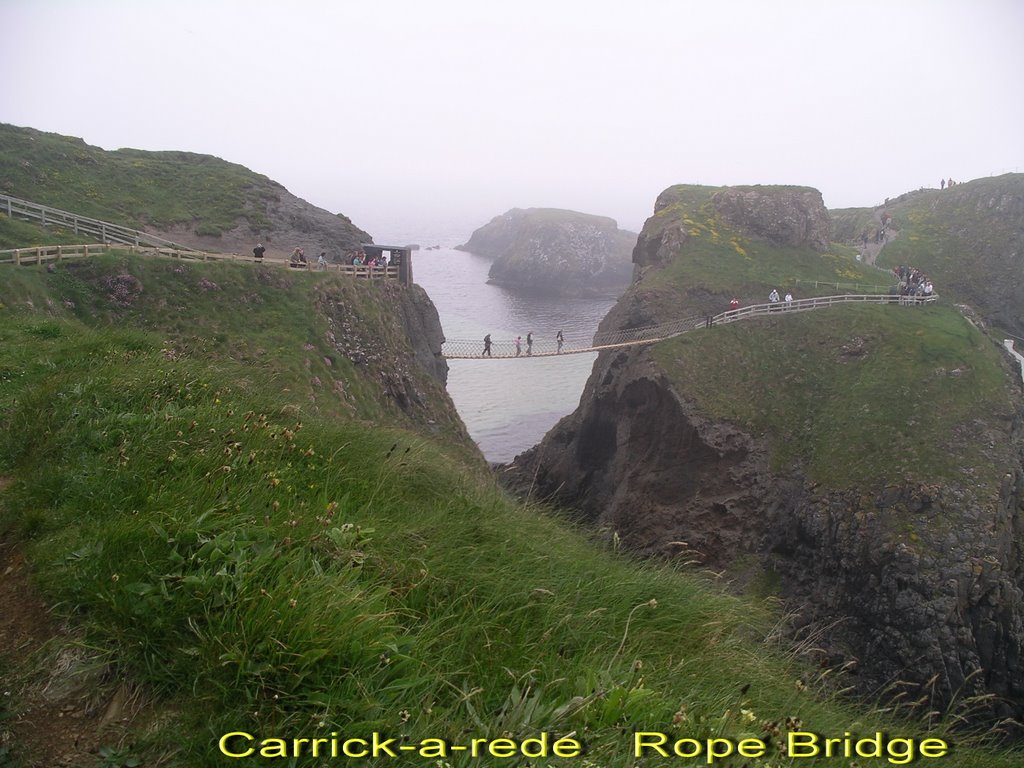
<box><xmin>14</xmin><ymin>249</ymin><xmax>20</xmax><ymax>266</ymax></box>
<box><xmin>57</xmin><ymin>245</ymin><xmax>63</xmax><ymax>262</ymax></box>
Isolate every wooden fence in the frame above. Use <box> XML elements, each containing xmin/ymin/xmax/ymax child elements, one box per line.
<box><xmin>1</xmin><ymin>193</ymin><xmax>186</xmax><ymax>249</ymax></box>
<box><xmin>0</xmin><ymin>242</ymin><xmax>399</xmax><ymax>279</ymax></box>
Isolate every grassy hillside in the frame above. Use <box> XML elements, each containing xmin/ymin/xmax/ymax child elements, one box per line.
<box><xmin>0</xmin><ymin>124</ymin><xmax>282</xmax><ymax>237</ymax></box>
<box><xmin>637</xmin><ymin>184</ymin><xmax>1020</xmax><ymax>492</ymax></box>
<box><xmin>2</xmin><ymin>258</ymin><xmax>1021</xmax><ymax>766</ymax></box>
<box><xmin>653</xmin><ymin>304</ymin><xmax>1017</xmax><ymax>491</ymax></box>
<box><xmin>0</xmin><ymin>214</ymin><xmax>87</xmax><ymax>249</ymax></box>
<box><xmin>834</xmin><ymin>175</ymin><xmax>1024</xmax><ymax>336</ymax></box>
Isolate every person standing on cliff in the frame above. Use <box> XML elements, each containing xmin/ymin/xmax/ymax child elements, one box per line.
<box><xmin>253</xmin><ymin>242</ymin><xmax>265</xmax><ymax>261</ymax></box>
<box><xmin>556</xmin><ymin>329</ymin><xmax>564</xmax><ymax>354</ymax></box>
<box><xmin>482</xmin><ymin>334</ymin><xmax>492</xmax><ymax>357</ymax></box>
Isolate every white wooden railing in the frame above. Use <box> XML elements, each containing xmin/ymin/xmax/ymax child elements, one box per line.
<box><xmin>0</xmin><ymin>242</ymin><xmax>399</xmax><ymax>279</ymax></box>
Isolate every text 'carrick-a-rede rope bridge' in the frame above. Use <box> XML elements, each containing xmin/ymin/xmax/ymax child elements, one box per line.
<box><xmin>439</xmin><ymin>293</ymin><xmax>938</xmax><ymax>359</ymax></box>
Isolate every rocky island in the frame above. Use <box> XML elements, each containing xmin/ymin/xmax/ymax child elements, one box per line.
<box><xmin>457</xmin><ymin>207</ymin><xmax>636</xmax><ymax>297</ymax></box>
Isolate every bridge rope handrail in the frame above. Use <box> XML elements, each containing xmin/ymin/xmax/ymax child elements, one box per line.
<box><xmin>441</xmin><ymin>293</ymin><xmax>937</xmax><ymax>359</ymax></box>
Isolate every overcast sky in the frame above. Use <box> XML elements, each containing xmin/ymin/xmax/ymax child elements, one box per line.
<box><xmin>2</xmin><ymin>0</ymin><xmax>1022</xmax><ymax>237</ymax></box>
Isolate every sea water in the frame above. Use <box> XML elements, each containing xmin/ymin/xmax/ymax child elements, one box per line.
<box><xmin>381</xmin><ymin>227</ymin><xmax>616</xmax><ymax>463</ymax></box>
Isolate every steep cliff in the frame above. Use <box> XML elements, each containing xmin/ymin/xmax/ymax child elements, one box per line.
<box><xmin>457</xmin><ymin>207</ymin><xmax>635</xmax><ymax>296</ymax></box>
<box><xmin>507</xmin><ymin>183</ymin><xmax>1024</xmax><ymax>723</ymax></box>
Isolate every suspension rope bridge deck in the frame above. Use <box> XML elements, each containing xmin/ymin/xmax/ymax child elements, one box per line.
<box><xmin>441</xmin><ymin>293</ymin><xmax>937</xmax><ymax>359</ymax></box>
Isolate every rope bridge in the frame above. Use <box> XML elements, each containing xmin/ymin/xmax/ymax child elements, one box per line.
<box><xmin>441</xmin><ymin>293</ymin><xmax>937</xmax><ymax>359</ymax></box>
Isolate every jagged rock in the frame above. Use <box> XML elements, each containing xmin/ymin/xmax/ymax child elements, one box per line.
<box><xmin>711</xmin><ymin>186</ymin><xmax>831</xmax><ymax>251</ymax></box>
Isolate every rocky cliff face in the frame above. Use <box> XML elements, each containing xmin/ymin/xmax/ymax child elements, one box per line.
<box><xmin>506</xmin><ymin>183</ymin><xmax>1024</xmax><ymax>724</ymax></box>
<box><xmin>457</xmin><ymin>208</ymin><xmax>636</xmax><ymax>297</ymax></box>
<box><xmin>711</xmin><ymin>186</ymin><xmax>832</xmax><ymax>252</ymax></box>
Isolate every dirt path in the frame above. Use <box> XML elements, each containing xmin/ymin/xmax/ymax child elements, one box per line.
<box><xmin>0</xmin><ymin>477</ymin><xmax>141</xmax><ymax>767</ymax></box>
<box><xmin>859</xmin><ymin>209</ymin><xmax>898</xmax><ymax>266</ymax></box>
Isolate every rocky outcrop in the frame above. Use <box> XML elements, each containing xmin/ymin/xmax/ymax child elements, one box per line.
<box><xmin>505</xmin><ymin>182</ymin><xmax>1024</xmax><ymax>725</ymax></box>
<box><xmin>711</xmin><ymin>186</ymin><xmax>831</xmax><ymax>252</ymax></box>
<box><xmin>315</xmin><ymin>279</ymin><xmax>457</xmax><ymax>434</ymax></box>
<box><xmin>151</xmin><ymin>185</ymin><xmax>371</xmax><ymax>263</ymax></box>
<box><xmin>457</xmin><ymin>208</ymin><xmax>636</xmax><ymax>297</ymax></box>
<box><xmin>766</xmin><ymin>474</ymin><xmax>1024</xmax><ymax>721</ymax></box>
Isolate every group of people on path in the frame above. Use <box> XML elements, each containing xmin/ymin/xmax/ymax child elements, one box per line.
<box><xmin>252</xmin><ymin>243</ymin><xmax>389</xmax><ymax>272</ymax></box>
<box><xmin>347</xmin><ymin>249</ymin><xmax>390</xmax><ymax>268</ymax></box>
<box><xmin>940</xmin><ymin>178</ymin><xmax>959</xmax><ymax>189</ymax></box>
<box><xmin>725</xmin><ymin>290</ymin><xmax>793</xmax><ymax>315</ymax></box>
<box><xmin>893</xmin><ymin>265</ymin><xmax>934</xmax><ymax>297</ymax></box>
<box><xmin>251</xmin><ymin>243</ymin><xmax>328</xmax><ymax>270</ymax></box>
<box><xmin>481</xmin><ymin>329</ymin><xmax>565</xmax><ymax>357</ymax></box>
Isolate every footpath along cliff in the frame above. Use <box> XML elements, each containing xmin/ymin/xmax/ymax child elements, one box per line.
<box><xmin>505</xmin><ymin>183</ymin><xmax>1024</xmax><ymax>724</ymax></box>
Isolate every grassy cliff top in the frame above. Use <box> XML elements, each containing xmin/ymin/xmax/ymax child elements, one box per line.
<box><xmin>615</xmin><ymin>184</ymin><xmax>883</xmax><ymax>325</ymax></box>
<box><xmin>653</xmin><ymin>303</ymin><xmax>1018</xmax><ymax>490</ymax></box>
<box><xmin>632</xmin><ymin>183</ymin><xmax>1020</xmax><ymax>491</ymax></box>
<box><xmin>2</xmin><ymin>257</ymin><xmax>1019</xmax><ymax>766</ymax></box>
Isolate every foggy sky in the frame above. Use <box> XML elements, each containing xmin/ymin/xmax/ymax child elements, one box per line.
<box><xmin>2</xmin><ymin>0</ymin><xmax>1022</xmax><ymax>237</ymax></box>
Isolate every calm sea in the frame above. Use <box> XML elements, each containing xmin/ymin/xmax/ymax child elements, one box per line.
<box><xmin>376</xmin><ymin>225</ymin><xmax>616</xmax><ymax>462</ymax></box>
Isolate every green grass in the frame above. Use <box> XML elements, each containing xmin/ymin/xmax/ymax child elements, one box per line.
<box><xmin>1</xmin><ymin>262</ymin><xmax>1022</xmax><ymax>766</ymax></box>
<box><xmin>652</xmin><ymin>304</ymin><xmax>1016</xmax><ymax>491</ymax></box>
<box><xmin>0</xmin><ymin>214</ymin><xmax>87</xmax><ymax>249</ymax></box>
<box><xmin>0</xmin><ymin>254</ymin><xmax>468</xmax><ymax>448</ymax></box>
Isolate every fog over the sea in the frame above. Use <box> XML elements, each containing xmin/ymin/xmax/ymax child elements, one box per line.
<box><xmin>2</xmin><ymin>0</ymin><xmax>1022</xmax><ymax>235</ymax></box>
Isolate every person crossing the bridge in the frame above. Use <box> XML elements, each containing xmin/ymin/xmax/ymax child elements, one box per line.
<box><xmin>515</xmin><ymin>336</ymin><xmax>522</xmax><ymax>357</ymax></box>
<box><xmin>769</xmin><ymin>288</ymin><xmax>780</xmax><ymax>311</ymax></box>
<box><xmin>482</xmin><ymin>334</ymin><xmax>492</xmax><ymax>357</ymax></box>
<box><xmin>526</xmin><ymin>332</ymin><xmax>533</xmax><ymax>356</ymax></box>
<box><xmin>556</xmin><ymin>329</ymin><xmax>564</xmax><ymax>354</ymax></box>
